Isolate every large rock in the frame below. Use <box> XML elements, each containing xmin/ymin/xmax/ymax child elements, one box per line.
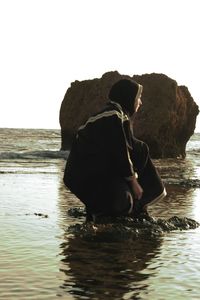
<box><xmin>59</xmin><ymin>71</ymin><xmax>199</xmax><ymax>158</ymax></box>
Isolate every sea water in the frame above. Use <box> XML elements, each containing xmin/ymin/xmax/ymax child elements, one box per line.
<box><xmin>0</xmin><ymin>128</ymin><xmax>200</xmax><ymax>300</ymax></box>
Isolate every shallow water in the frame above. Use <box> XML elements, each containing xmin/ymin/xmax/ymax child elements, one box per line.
<box><xmin>1</xmin><ymin>160</ymin><xmax>200</xmax><ymax>300</ymax></box>
<box><xmin>1</xmin><ymin>129</ymin><xmax>200</xmax><ymax>299</ymax></box>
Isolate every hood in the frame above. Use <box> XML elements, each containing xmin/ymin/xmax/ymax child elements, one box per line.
<box><xmin>108</xmin><ymin>79</ymin><xmax>143</xmax><ymax>116</ymax></box>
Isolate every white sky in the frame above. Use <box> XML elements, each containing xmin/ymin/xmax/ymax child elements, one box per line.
<box><xmin>0</xmin><ymin>0</ymin><xmax>200</xmax><ymax>131</ymax></box>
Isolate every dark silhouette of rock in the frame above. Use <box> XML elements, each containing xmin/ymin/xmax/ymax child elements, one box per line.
<box><xmin>59</xmin><ymin>71</ymin><xmax>199</xmax><ymax>158</ymax></box>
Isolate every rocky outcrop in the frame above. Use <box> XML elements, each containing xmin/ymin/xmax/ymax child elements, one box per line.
<box><xmin>132</xmin><ymin>73</ymin><xmax>199</xmax><ymax>158</ymax></box>
<box><xmin>67</xmin><ymin>207</ymin><xmax>199</xmax><ymax>240</ymax></box>
<box><xmin>59</xmin><ymin>71</ymin><xmax>199</xmax><ymax>158</ymax></box>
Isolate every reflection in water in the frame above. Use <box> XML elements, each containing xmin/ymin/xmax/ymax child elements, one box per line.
<box><xmin>57</xmin><ymin>180</ymin><xmax>163</xmax><ymax>300</ymax></box>
<box><xmin>59</xmin><ymin>235</ymin><xmax>162</xmax><ymax>300</ymax></box>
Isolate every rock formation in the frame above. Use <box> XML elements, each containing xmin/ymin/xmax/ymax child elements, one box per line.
<box><xmin>59</xmin><ymin>71</ymin><xmax>199</xmax><ymax>158</ymax></box>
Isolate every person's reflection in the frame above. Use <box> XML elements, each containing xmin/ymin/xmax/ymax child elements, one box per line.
<box><xmin>59</xmin><ymin>232</ymin><xmax>162</xmax><ymax>300</ymax></box>
<box><xmin>58</xmin><ymin>174</ymin><xmax>163</xmax><ymax>299</ymax></box>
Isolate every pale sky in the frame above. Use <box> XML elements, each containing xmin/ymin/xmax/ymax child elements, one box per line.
<box><xmin>0</xmin><ymin>0</ymin><xmax>200</xmax><ymax>131</ymax></box>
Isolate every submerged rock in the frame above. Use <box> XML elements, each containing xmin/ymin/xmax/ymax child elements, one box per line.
<box><xmin>59</xmin><ymin>71</ymin><xmax>199</xmax><ymax>158</ymax></box>
<box><xmin>34</xmin><ymin>213</ymin><xmax>48</xmax><ymax>218</ymax></box>
<box><xmin>67</xmin><ymin>207</ymin><xmax>200</xmax><ymax>241</ymax></box>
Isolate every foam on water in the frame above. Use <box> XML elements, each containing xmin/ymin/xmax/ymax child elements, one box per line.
<box><xmin>0</xmin><ymin>150</ymin><xmax>69</xmax><ymax>160</ymax></box>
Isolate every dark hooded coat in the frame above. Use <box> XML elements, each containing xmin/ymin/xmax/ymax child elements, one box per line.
<box><xmin>63</xmin><ymin>79</ymin><xmax>166</xmax><ymax>216</ymax></box>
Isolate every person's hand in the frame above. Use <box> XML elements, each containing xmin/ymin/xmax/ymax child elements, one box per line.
<box><xmin>131</xmin><ymin>177</ymin><xmax>143</xmax><ymax>200</ymax></box>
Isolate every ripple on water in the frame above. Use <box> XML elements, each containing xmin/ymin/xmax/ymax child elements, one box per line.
<box><xmin>1</xmin><ymin>157</ymin><xmax>200</xmax><ymax>300</ymax></box>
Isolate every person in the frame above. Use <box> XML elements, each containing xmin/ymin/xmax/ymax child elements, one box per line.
<box><xmin>63</xmin><ymin>79</ymin><xmax>166</xmax><ymax>221</ymax></box>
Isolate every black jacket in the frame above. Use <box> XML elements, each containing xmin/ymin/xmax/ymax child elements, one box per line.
<box><xmin>64</xmin><ymin>101</ymin><xmax>135</xmax><ymax>191</ymax></box>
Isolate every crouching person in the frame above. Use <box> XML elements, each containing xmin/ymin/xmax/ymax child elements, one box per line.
<box><xmin>63</xmin><ymin>79</ymin><xmax>166</xmax><ymax>221</ymax></box>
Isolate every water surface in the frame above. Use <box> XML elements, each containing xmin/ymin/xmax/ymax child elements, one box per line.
<box><xmin>1</xmin><ymin>129</ymin><xmax>200</xmax><ymax>299</ymax></box>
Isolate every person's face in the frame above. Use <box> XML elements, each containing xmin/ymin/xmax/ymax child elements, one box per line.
<box><xmin>134</xmin><ymin>97</ymin><xmax>142</xmax><ymax>112</ymax></box>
